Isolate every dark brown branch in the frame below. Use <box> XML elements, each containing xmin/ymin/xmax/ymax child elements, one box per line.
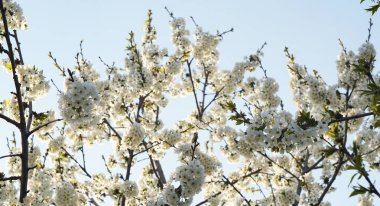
<box><xmin>0</xmin><ymin>1</ymin><xmax>29</xmax><ymax>202</ymax></box>
<box><xmin>195</xmin><ymin>169</ymin><xmax>261</xmax><ymax>206</ymax></box>
<box><xmin>328</xmin><ymin>112</ymin><xmax>374</xmax><ymax>125</ymax></box>
<box><xmin>223</xmin><ymin>175</ymin><xmax>251</xmax><ymax>206</ymax></box>
<box><xmin>121</xmin><ymin>149</ymin><xmax>134</xmax><ymax>206</ymax></box>
<box><xmin>26</xmin><ymin>101</ymin><xmax>33</xmax><ymax>132</ymax></box>
<box><xmin>13</xmin><ymin>30</ymin><xmax>24</xmax><ymax>64</ymax></box>
<box><xmin>142</xmin><ymin>141</ymin><xmax>163</xmax><ymax>189</ymax></box>
<box><xmin>0</xmin><ymin>176</ymin><xmax>20</xmax><ymax>181</ymax></box>
<box><xmin>154</xmin><ymin>160</ymin><xmax>166</xmax><ymax>185</ymax></box>
<box><xmin>195</xmin><ymin>191</ymin><xmax>221</xmax><ymax>206</ymax></box>
<box><xmin>26</xmin><ymin>119</ymin><xmax>62</xmax><ymax>137</ymax></box>
<box><xmin>132</xmin><ymin>142</ymin><xmax>161</xmax><ymax>157</ymax></box>
<box><xmin>61</xmin><ymin>147</ymin><xmax>92</xmax><ymax>178</ymax></box>
<box><xmin>203</xmin><ymin>87</ymin><xmax>223</xmax><ymax>112</ymax></box>
<box><xmin>102</xmin><ymin>155</ymin><xmax>113</xmax><ymax>178</ymax></box>
<box><xmin>0</xmin><ymin>113</ymin><xmax>19</xmax><ymax>127</ymax></box>
<box><xmin>103</xmin><ymin>118</ymin><xmax>122</xmax><ymax>141</ymax></box>
<box><xmin>0</xmin><ymin>153</ymin><xmax>21</xmax><ymax>159</ymax></box>
<box><xmin>257</xmin><ymin>151</ymin><xmax>298</xmax><ymax>180</ymax></box>
<box><xmin>341</xmin><ymin>147</ymin><xmax>380</xmax><ymax>198</ymax></box>
<box><xmin>89</xmin><ymin>198</ymin><xmax>101</xmax><ymax>206</ymax></box>
<box><xmin>186</xmin><ymin>59</ymin><xmax>201</xmax><ymax>118</ymax></box>
<box><xmin>303</xmin><ymin>155</ymin><xmax>325</xmax><ymax>174</ymax></box>
<box><xmin>313</xmin><ymin>155</ymin><xmax>344</xmax><ymax>206</ymax></box>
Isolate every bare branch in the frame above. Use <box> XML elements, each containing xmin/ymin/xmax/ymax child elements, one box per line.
<box><xmin>0</xmin><ymin>113</ymin><xmax>19</xmax><ymax>127</ymax></box>
<box><xmin>328</xmin><ymin>112</ymin><xmax>374</xmax><ymax>125</ymax></box>
<box><xmin>0</xmin><ymin>176</ymin><xmax>20</xmax><ymax>181</ymax></box>
<box><xmin>103</xmin><ymin>118</ymin><xmax>122</xmax><ymax>141</ymax></box>
<box><xmin>26</xmin><ymin>101</ymin><xmax>33</xmax><ymax>132</ymax></box>
<box><xmin>61</xmin><ymin>146</ymin><xmax>92</xmax><ymax>178</ymax></box>
<box><xmin>0</xmin><ymin>153</ymin><xmax>21</xmax><ymax>159</ymax></box>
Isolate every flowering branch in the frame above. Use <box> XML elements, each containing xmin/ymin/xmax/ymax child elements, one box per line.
<box><xmin>60</xmin><ymin>146</ymin><xmax>92</xmax><ymax>178</ymax></box>
<box><xmin>26</xmin><ymin>118</ymin><xmax>62</xmax><ymax>137</ymax></box>
<box><xmin>142</xmin><ymin>141</ymin><xmax>164</xmax><ymax>189</ymax></box>
<box><xmin>195</xmin><ymin>169</ymin><xmax>261</xmax><ymax>206</ymax></box>
<box><xmin>223</xmin><ymin>175</ymin><xmax>252</xmax><ymax>206</ymax></box>
<box><xmin>0</xmin><ymin>0</ymin><xmax>30</xmax><ymax>202</ymax></box>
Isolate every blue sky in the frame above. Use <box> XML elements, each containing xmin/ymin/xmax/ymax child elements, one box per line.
<box><xmin>13</xmin><ymin>0</ymin><xmax>380</xmax><ymax>111</ymax></box>
<box><xmin>1</xmin><ymin>0</ymin><xmax>380</xmax><ymax>205</ymax></box>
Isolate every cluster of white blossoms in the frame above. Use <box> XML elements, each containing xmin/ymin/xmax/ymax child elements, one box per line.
<box><xmin>1</xmin><ymin>0</ymin><xmax>27</xmax><ymax>31</ymax></box>
<box><xmin>16</xmin><ymin>65</ymin><xmax>50</xmax><ymax>101</ymax></box>
<box><xmin>159</xmin><ymin>159</ymin><xmax>205</xmax><ymax>205</ymax></box>
<box><xmin>31</xmin><ymin>110</ymin><xmax>56</xmax><ymax>140</ymax></box>
<box><xmin>58</xmin><ymin>80</ymin><xmax>100</xmax><ymax>136</ymax></box>
<box><xmin>0</xmin><ymin>97</ymin><xmax>19</xmax><ymax>120</ymax></box>
<box><xmin>122</xmin><ymin>122</ymin><xmax>145</xmax><ymax>150</ymax></box>
<box><xmin>0</xmin><ymin>181</ymin><xmax>18</xmax><ymax>205</ymax></box>
<box><xmin>75</xmin><ymin>60</ymin><xmax>100</xmax><ymax>83</ymax></box>
<box><xmin>54</xmin><ymin>182</ymin><xmax>79</xmax><ymax>206</ymax></box>
<box><xmin>192</xmin><ymin>27</ymin><xmax>220</xmax><ymax>71</ymax></box>
<box><xmin>25</xmin><ymin>170</ymin><xmax>53</xmax><ymax>205</ymax></box>
<box><xmin>148</xmin><ymin>129</ymin><xmax>181</xmax><ymax>159</ymax></box>
<box><xmin>354</xmin><ymin>126</ymin><xmax>380</xmax><ymax>163</ymax></box>
<box><xmin>48</xmin><ymin>135</ymin><xmax>65</xmax><ymax>154</ymax></box>
<box><xmin>357</xmin><ymin>194</ymin><xmax>374</xmax><ymax>206</ymax></box>
<box><xmin>170</xmin><ymin>17</ymin><xmax>191</xmax><ymax>55</ymax></box>
<box><xmin>172</xmin><ymin>159</ymin><xmax>205</xmax><ymax>197</ymax></box>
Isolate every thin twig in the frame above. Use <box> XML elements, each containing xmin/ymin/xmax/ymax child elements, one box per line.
<box><xmin>0</xmin><ymin>153</ymin><xmax>21</xmax><ymax>159</ymax></box>
<box><xmin>61</xmin><ymin>147</ymin><xmax>92</xmax><ymax>178</ymax></box>
<box><xmin>328</xmin><ymin>112</ymin><xmax>374</xmax><ymax>125</ymax></box>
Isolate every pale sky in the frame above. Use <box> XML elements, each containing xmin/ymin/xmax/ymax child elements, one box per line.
<box><xmin>1</xmin><ymin>0</ymin><xmax>380</xmax><ymax>205</ymax></box>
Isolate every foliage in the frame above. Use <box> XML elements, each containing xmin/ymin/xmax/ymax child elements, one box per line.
<box><xmin>360</xmin><ymin>0</ymin><xmax>380</xmax><ymax>15</ymax></box>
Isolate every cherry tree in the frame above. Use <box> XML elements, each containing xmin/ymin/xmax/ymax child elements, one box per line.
<box><xmin>0</xmin><ymin>0</ymin><xmax>379</xmax><ymax>206</ymax></box>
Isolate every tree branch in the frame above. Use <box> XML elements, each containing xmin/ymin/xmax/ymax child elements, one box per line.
<box><xmin>26</xmin><ymin>119</ymin><xmax>62</xmax><ymax>137</ymax></box>
<box><xmin>61</xmin><ymin>147</ymin><xmax>92</xmax><ymax>178</ymax></box>
<box><xmin>223</xmin><ymin>175</ymin><xmax>251</xmax><ymax>206</ymax></box>
<box><xmin>0</xmin><ymin>176</ymin><xmax>20</xmax><ymax>181</ymax></box>
<box><xmin>0</xmin><ymin>153</ymin><xmax>21</xmax><ymax>159</ymax></box>
<box><xmin>195</xmin><ymin>169</ymin><xmax>261</xmax><ymax>206</ymax></box>
<box><xmin>0</xmin><ymin>113</ymin><xmax>19</xmax><ymax>127</ymax></box>
<box><xmin>26</xmin><ymin>101</ymin><xmax>33</xmax><ymax>132</ymax></box>
<box><xmin>328</xmin><ymin>112</ymin><xmax>374</xmax><ymax>125</ymax></box>
<box><xmin>313</xmin><ymin>155</ymin><xmax>344</xmax><ymax>206</ymax></box>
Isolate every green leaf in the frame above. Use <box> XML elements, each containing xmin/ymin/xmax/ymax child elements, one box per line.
<box><xmin>225</xmin><ymin>100</ymin><xmax>236</xmax><ymax>111</ymax></box>
<box><xmin>346</xmin><ymin>165</ymin><xmax>358</xmax><ymax>171</ymax></box>
<box><xmin>321</xmin><ymin>147</ymin><xmax>336</xmax><ymax>157</ymax></box>
<box><xmin>296</xmin><ymin>111</ymin><xmax>318</xmax><ymax>130</ymax></box>
<box><xmin>349</xmin><ymin>185</ymin><xmax>369</xmax><ymax>197</ymax></box>
<box><xmin>374</xmin><ymin>120</ymin><xmax>380</xmax><ymax>128</ymax></box>
<box><xmin>349</xmin><ymin>188</ymin><xmax>367</xmax><ymax>197</ymax></box>
<box><xmin>348</xmin><ymin>173</ymin><xmax>358</xmax><ymax>187</ymax></box>
<box><xmin>366</xmin><ymin>4</ymin><xmax>380</xmax><ymax>15</ymax></box>
<box><xmin>352</xmin><ymin>142</ymin><xmax>358</xmax><ymax>156</ymax></box>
